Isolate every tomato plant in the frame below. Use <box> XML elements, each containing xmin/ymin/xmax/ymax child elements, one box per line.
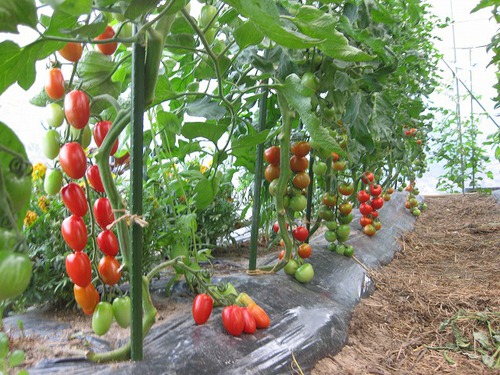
<box><xmin>61</xmin><ymin>215</ymin><xmax>88</xmax><ymax>251</ymax></box>
<box><xmin>192</xmin><ymin>294</ymin><xmax>213</xmax><ymax>325</ymax></box>
<box><xmin>65</xmin><ymin>251</ymin><xmax>92</xmax><ymax>287</ymax></box>
<box><xmin>95</xmin><ymin>25</ymin><xmax>117</xmax><ymax>55</ymax></box>
<box><xmin>61</xmin><ymin>183</ymin><xmax>88</xmax><ymax>217</ymax></box>
<box><xmin>45</xmin><ymin>68</ymin><xmax>65</xmax><ymax>100</ymax></box>
<box><xmin>59</xmin><ymin>142</ymin><xmax>87</xmax><ymax>179</ymax></box>
<box><xmin>222</xmin><ymin>305</ymin><xmax>245</xmax><ymax>336</ymax></box>
<box><xmin>98</xmin><ymin>256</ymin><xmax>121</xmax><ymax>285</ymax></box>
<box><xmin>64</xmin><ymin>90</ymin><xmax>90</xmax><ymax>130</ymax></box>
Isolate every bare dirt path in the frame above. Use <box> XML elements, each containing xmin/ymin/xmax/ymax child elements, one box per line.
<box><xmin>313</xmin><ymin>193</ymin><xmax>500</xmax><ymax>375</ymax></box>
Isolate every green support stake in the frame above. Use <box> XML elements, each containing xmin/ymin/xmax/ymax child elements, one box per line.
<box><xmin>130</xmin><ymin>29</ymin><xmax>145</xmax><ymax>361</ymax></box>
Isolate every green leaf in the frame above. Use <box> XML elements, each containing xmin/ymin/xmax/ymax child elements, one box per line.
<box><xmin>0</xmin><ymin>0</ymin><xmax>37</xmax><ymax>33</ymax></box>
<box><xmin>231</xmin><ymin>130</ymin><xmax>270</xmax><ymax>149</ymax></box>
<box><xmin>45</xmin><ymin>8</ymin><xmax>79</xmax><ymax>37</ymax></box>
<box><xmin>233</xmin><ymin>20</ymin><xmax>264</xmax><ymax>49</ymax></box>
<box><xmin>281</xmin><ymin>74</ymin><xmax>343</xmax><ymax>155</ymax></box>
<box><xmin>0</xmin><ymin>332</ymin><xmax>8</xmax><ymax>359</ymax></box>
<box><xmin>222</xmin><ymin>0</ymin><xmax>321</xmax><ymax>49</ymax></box>
<box><xmin>154</xmin><ymin>75</ymin><xmax>176</xmax><ymax>103</ymax></box>
<box><xmin>125</xmin><ymin>0</ymin><xmax>161</xmax><ymax>20</ymax></box>
<box><xmin>181</xmin><ymin>121</ymin><xmax>227</xmax><ymax>144</ymax></box>
<box><xmin>194</xmin><ymin>177</ymin><xmax>215</xmax><ymax>210</ymax></box>
<box><xmin>370</xmin><ymin>92</ymin><xmax>393</xmax><ymax>140</ymax></box>
<box><xmin>186</xmin><ymin>97</ymin><xmax>226</xmax><ymax>120</ymax></box>
<box><xmin>41</xmin><ymin>0</ymin><xmax>92</xmax><ymax>16</ymax></box>
<box><xmin>471</xmin><ymin>0</ymin><xmax>497</xmax><ymax>13</ymax></box>
<box><xmin>473</xmin><ymin>331</ymin><xmax>493</xmax><ymax>351</ymax></box>
<box><xmin>8</xmin><ymin>349</ymin><xmax>25</xmax><ymax>367</ymax></box>
<box><xmin>288</xmin><ymin>6</ymin><xmax>374</xmax><ymax>62</ymax></box>
<box><xmin>60</xmin><ymin>13</ymin><xmax>107</xmax><ymax>37</ymax></box>
<box><xmin>29</xmin><ymin>88</ymin><xmax>51</xmax><ymax>107</ymax></box>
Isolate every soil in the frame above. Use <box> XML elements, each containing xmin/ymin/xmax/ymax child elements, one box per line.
<box><xmin>5</xmin><ymin>194</ymin><xmax>499</xmax><ymax>374</ymax></box>
<box><xmin>313</xmin><ymin>193</ymin><xmax>500</xmax><ymax>375</ymax></box>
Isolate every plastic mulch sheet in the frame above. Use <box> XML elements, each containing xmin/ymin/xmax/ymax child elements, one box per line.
<box><xmin>4</xmin><ymin>192</ymin><xmax>419</xmax><ymax>374</ymax></box>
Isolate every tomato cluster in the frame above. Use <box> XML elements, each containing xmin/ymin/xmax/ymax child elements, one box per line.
<box><xmin>357</xmin><ymin>171</ymin><xmax>389</xmax><ymax>236</ymax></box>
<box><xmin>403</xmin><ymin>183</ymin><xmax>426</xmax><ymax>217</ymax></box>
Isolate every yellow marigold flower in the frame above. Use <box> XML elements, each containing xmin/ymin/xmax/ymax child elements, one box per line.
<box><xmin>23</xmin><ymin>210</ymin><xmax>38</xmax><ymax>227</ymax></box>
<box><xmin>38</xmin><ymin>196</ymin><xmax>50</xmax><ymax>212</ymax></box>
<box><xmin>32</xmin><ymin>162</ymin><xmax>47</xmax><ymax>181</ymax></box>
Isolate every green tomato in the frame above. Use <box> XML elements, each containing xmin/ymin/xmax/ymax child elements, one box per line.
<box><xmin>269</xmin><ymin>179</ymin><xmax>279</xmax><ymax>196</ymax></box>
<box><xmin>335</xmin><ymin>244</ymin><xmax>346</xmax><ymax>255</ymax></box>
<box><xmin>284</xmin><ymin>259</ymin><xmax>298</xmax><ymax>276</ymax></box>
<box><xmin>44</xmin><ymin>168</ymin><xmax>63</xmax><ymax>196</ymax></box>
<box><xmin>338</xmin><ymin>212</ymin><xmax>353</xmax><ymax>224</ymax></box>
<box><xmin>301</xmin><ymin>72</ymin><xmax>319</xmax><ymax>92</ymax></box>
<box><xmin>45</xmin><ymin>103</ymin><xmax>65</xmax><ymax>128</ymax></box>
<box><xmin>324</xmin><ymin>221</ymin><xmax>338</xmax><ymax>231</ymax></box>
<box><xmin>0</xmin><ymin>228</ymin><xmax>17</xmax><ymax>252</ymax></box>
<box><xmin>411</xmin><ymin>208</ymin><xmax>421</xmax><ymax>217</ymax></box>
<box><xmin>283</xmin><ymin>195</ymin><xmax>290</xmax><ymax>209</ymax></box>
<box><xmin>112</xmin><ymin>296</ymin><xmax>131</xmax><ymax>328</ymax></box>
<box><xmin>70</xmin><ymin>125</ymin><xmax>91</xmax><ymax>149</ymax></box>
<box><xmin>42</xmin><ymin>129</ymin><xmax>60</xmax><ymax>160</ymax></box>
<box><xmin>420</xmin><ymin>202</ymin><xmax>428</xmax><ymax>211</ymax></box>
<box><xmin>344</xmin><ymin>245</ymin><xmax>354</xmax><ymax>257</ymax></box>
<box><xmin>318</xmin><ymin>206</ymin><xmax>334</xmax><ymax>221</ymax></box>
<box><xmin>204</xmin><ymin>28</ymin><xmax>216</xmax><ymax>44</ymax></box>
<box><xmin>0</xmin><ymin>250</ymin><xmax>32</xmax><ymax>301</ymax></box>
<box><xmin>289</xmin><ymin>195</ymin><xmax>307</xmax><ymax>212</ymax></box>
<box><xmin>295</xmin><ymin>263</ymin><xmax>314</xmax><ymax>283</ymax></box>
<box><xmin>324</xmin><ymin>230</ymin><xmax>337</xmax><ymax>243</ymax></box>
<box><xmin>92</xmin><ymin>301</ymin><xmax>114</xmax><ymax>336</ymax></box>
<box><xmin>336</xmin><ymin>224</ymin><xmax>350</xmax><ymax>242</ymax></box>
<box><xmin>327</xmin><ymin>243</ymin><xmax>337</xmax><ymax>252</ymax></box>
<box><xmin>312</xmin><ymin>161</ymin><xmax>327</xmax><ymax>176</ymax></box>
<box><xmin>199</xmin><ymin>5</ymin><xmax>217</xmax><ymax>28</ymax></box>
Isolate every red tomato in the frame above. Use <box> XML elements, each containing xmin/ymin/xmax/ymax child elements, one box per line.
<box><xmin>59</xmin><ymin>42</ymin><xmax>83</xmax><ymax>62</ymax></box>
<box><xmin>370</xmin><ymin>184</ymin><xmax>382</xmax><ymax>197</ymax></box>
<box><xmin>222</xmin><ymin>305</ymin><xmax>245</xmax><ymax>336</ymax></box>
<box><xmin>61</xmin><ymin>215</ymin><xmax>88</xmax><ymax>251</ymax></box>
<box><xmin>93</xmin><ymin>197</ymin><xmax>115</xmax><ymax>230</ymax></box>
<box><xmin>297</xmin><ymin>243</ymin><xmax>312</xmax><ymax>259</ymax></box>
<box><xmin>74</xmin><ymin>283</ymin><xmax>99</xmax><ymax>311</ymax></box>
<box><xmin>292</xmin><ymin>226</ymin><xmax>308</xmax><ymax>242</ymax></box>
<box><xmin>371</xmin><ymin>210</ymin><xmax>379</xmax><ymax>219</ymax></box>
<box><xmin>290</xmin><ymin>155</ymin><xmax>308</xmax><ymax>173</ymax></box>
<box><xmin>361</xmin><ymin>171</ymin><xmax>374</xmax><ymax>184</ymax></box>
<box><xmin>278</xmin><ymin>249</ymin><xmax>285</xmax><ymax>260</ymax></box>
<box><xmin>360</xmin><ymin>216</ymin><xmax>372</xmax><ymax>227</ymax></box>
<box><xmin>66</xmin><ymin>251</ymin><xmax>92</xmax><ymax>287</ymax></box>
<box><xmin>59</xmin><ymin>142</ymin><xmax>87</xmax><ymax>179</ymax></box>
<box><xmin>264</xmin><ymin>164</ymin><xmax>280</xmax><ymax>182</ymax></box>
<box><xmin>331</xmin><ymin>152</ymin><xmax>340</xmax><ymax>162</ymax></box>
<box><xmin>371</xmin><ymin>196</ymin><xmax>384</xmax><ymax>210</ymax></box>
<box><xmin>95</xmin><ymin>25</ymin><xmax>117</xmax><ymax>55</ymax></box>
<box><xmin>264</xmin><ymin>146</ymin><xmax>280</xmax><ymax>165</ymax></box>
<box><xmin>94</xmin><ymin>121</ymin><xmax>118</xmax><ymax>155</ymax></box>
<box><xmin>98</xmin><ymin>256</ymin><xmax>121</xmax><ymax>285</ymax></box>
<box><xmin>357</xmin><ymin>190</ymin><xmax>370</xmax><ymax>203</ymax></box>
<box><xmin>241</xmin><ymin>307</ymin><xmax>257</xmax><ymax>334</ymax></box>
<box><xmin>291</xmin><ymin>141</ymin><xmax>311</xmax><ymax>157</ymax></box>
<box><xmin>97</xmin><ymin>230</ymin><xmax>119</xmax><ymax>257</ymax></box>
<box><xmin>292</xmin><ymin>172</ymin><xmax>310</xmax><ymax>189</ymax></box>
<box><xmin>192</xmin><ymin>294</ymin><xmax>213</xmax><ymax>325</ymax></box>
<box><xmin>61</xmin><ymin>183</ymin><xmax>88</xmax><ymax>217</ymax></box>
<box><xmin>64</xmin><ymin>90</ymin><xmax>90</xmax><ymax>130</ymax></box>
<box><xmin>272</xmin><ymin>221</ymin><xmax>288</xmax><ymax>234</ymax></box>
<box><xmin>359</xmin><ymin>202</ymin><xmax>373</xmax><ymax>216</ymax></box>
<box><xmin>86</xmin><ymin>165</ymin><xmax>105</xmax><ymax>193</ymax></box>
<box><xmin>247</xmin><ymin>303</ymin><xmax>270</xmax><ymax>329</ymax></box>
<box><xmin>387</xmin><ymin>187</ymin><xmax>395</xmax><ymax>194</ymax></box>
<box><xmin>45</xmin><ymin>68</ymin><xmax>65</xmax><ymax>100</ymax></box>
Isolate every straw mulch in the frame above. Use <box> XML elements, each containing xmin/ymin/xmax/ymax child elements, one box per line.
<box><xmin>313</xmin><ymin>193</ymin><xmax>500</xmax><ymax>375</ymax></box>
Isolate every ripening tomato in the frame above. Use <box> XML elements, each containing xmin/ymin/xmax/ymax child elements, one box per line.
<box><xmin>98</xmin><ymin>256</ymin><xmax>121</xmax><ymax>285</ymax></box>
<box><xmin>360</xmin><ymin>171</ymin><xmax>374</xmax><ymax>184</ymax></box>
<box><xmin>95</xmin><ymin>25</ymin><xmax>117</xmax><ymax>55</ymax></box>
<box><xmin>387</xmin><ymin>187</ymin><xmax>395</xmax><ymax>194</ymax></box>
<box><xmin>292</xmin><ymin>172</ymin><xmax>310</xmax><ymax>189</ymax></box>
<box><xmin>290</xmin><ymin>155</ymin><xmax>308</xmax><ymax>173</ymax></box>
<box><xmin>61</xmin><ymin>215</ymin><xmax>88</xmax><ymax>252</ymax></box>
<box><xmin>357</xmin><ymin>190</ymin><xmax>370</xmax><ymax>203</ymax></box>
<box><xmin>247</xmin><ymin>303</ymin><xmax>270</xmax><ymax>329</ymax></box>
<box><xmin>59</xmin><ymin>142</ymin><xmax>87</xmax><ymax>179</ymax></box>
<box><xmin>332</xmin><ymin>160</ymin><xmax>345</xmax><ymax>171</ymax></box>
<box><xmin>291</xmin><ymin>141</ymin><xmax>311</xmax><ymax>157</ymax></box>
<box><xmin>331</xmin><ymin>152</ymin><xmax>340</xmax><ymax>162</ymax></box>
<box><xmin>264</xmin><ymin>164</ymin><xmax>280</xmax><ymax>182</ymax></box>
<box><xmin>93</xmin><ymin>198</ymin><xmax>115</xmax><ymax>230</ymax></box>
<box><xmin>61</xmin><ymin>183</ymin><xmax>88</xmax><ymax>217</ymax></box>
<box><xmin>322</xmin><ymin>193</ymin><xmax>337</xmax><ymax>207</ymax></box>
<box><xmin>66</xmin><ymin>251</ymin><xmax>92</xmax><ymax>287</ymax></box>
<box><xmin>264</xmin><ymin>146</ymin><xmax>280</xmax><ymax>165</ymax></box>
<box><xmin>86</xmin><ymin>165</ymin><xmax>105</xmax><ymax>193</ymax></box>
<box><xmin>359</xmin><ymin>202</ymin><xmax>373</xmax><ymax>216</ymax></box>
<box><xmin>373</xmin><ymin>220</ymin><xmax>382</xmax><ymax>231</ymax></box>
<box><xmin>363</xmin><ymin>224</ymin><xmax>376</xmax><ymax>237</ymax></box>
<box><xmin>74</xmin><ymin>283</ymin><xmax>99</xmax><ymax>311</ymax></box>
<box><xmin>360</xmin><ymin>215</ymin><xmax>372</xmax><ymax>227</ymax></box>
<box><xmin>370</xmin><ymin>184</ymin><xmax>382</xmax><ymax>197</ymax></box>
<box><xmin>192</xmin><ymin>294</ymin><xmax>213</xmax><ymax>325</ymax></box>
<box><xmin>297</xmin><ymin>243</ymin><xmax>312</xmax><ymax>259</ymax></box>
<box><xmin>64</xmin><ymin>90</ymin><xmax>90</xmax><ymax>130</ymax></box>
<box><xmin>45</xmin><ymin>68</ymin><xmax>65</xmax><ymax>100</ymax></box>
<box><xmin>292</xmin><ymin>226</ymin><xmax>308</xmax><ymax>242</ymax></box>
<box><xmin>338</xmin><ymin>202</ymin><xmax>352</xmax><ymax>215</ymax></box>
<box><xmin>371</xmin><ymin>196</ymin><xmax>384</xmax><ymax>210</ymax></box>
<box><xmin>58</xmin><ymin>42</ymin><xmax>83</xmax><ymax>62</ymax></box>
<box><xmin>382</xmin><ymin>193</ymin><xmax>391</xmax><ymax>202</ymax></box>
<box><xmin>241</xmin><ymin>307</ymin><xmax>257</xmax><ymax>334</ymax></box>
<box><xmin>371</xmin><ymin>210</ymin><xmax>379</xmax><ymax>219</ymax></box>
<box><xmin>97</xmin><ymin>230</ymin><xmax>119</xmax><ymax>257</ymax></box>
<box><xmin>338</xmin><ymin>182</ymin><xmax>354</xmax><ymax>196</ymax></box>
<box><xmin>222</xmin><ymin>305</ymin><xmax>245</xmax><ymax>336</ymax></box>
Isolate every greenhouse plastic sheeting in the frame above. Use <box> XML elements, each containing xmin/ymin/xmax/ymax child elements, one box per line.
<box><xmin>4</xmin><ymin>192</ymin><xmax>419</xmax><ymax>374</ymax></box>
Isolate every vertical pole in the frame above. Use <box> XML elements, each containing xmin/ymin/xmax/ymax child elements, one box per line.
<box><xmin>130</xmin><ymin>26</ymin><xmax>145</xmax><ymax>361</ymax></box>
<box><xmin>469</xmin><ymin>48</ymin><xmax>476</xmax><ymax>189</ymax></box>
<box><xmin>249</xmin><ymin>85</ymin><xmax>269</xmax><ymax>271</ymax></box>
<box><xmin>305</xmin><ymin>155</ymin><xmax>314</xmax><ymax>238</ymax></box>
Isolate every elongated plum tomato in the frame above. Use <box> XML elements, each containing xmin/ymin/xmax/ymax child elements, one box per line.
<box><xmin>58</xmin><ymin>42</ymin><xmax>83</xmax><ymax>62</ymax></box>
<box><xmin>93</xmin><ymin>197</ymin><xmax>115</xmax><ymax>230</ymax></box>
<box><xmin>95</xmin><ymin>25</ymin><xmax>117</xmax><ymax>55</ymax></box>
<box><xmin>45</xmin><ymin>68</ymin><xmax>65</xmax><ymax>100</ymax></box>
<box><xmin>192</xmin><ymin>294</ymin><xmax>213</xmax><ymax>325</ymax></box>
<box><xmin>241</xmin><ymin>307</ymin><xmax>257</xmax><ymax>334</ymax></box>
<box><xmin>59</xmin><ymin>142</ymin><xmax>87</xmax><ymax>179</ymax></box>
<box><xmin>112</xmin><ymin>296</ymin><xmax>131</xmax><ymax>328</ymax></box>
<box><xmin>98</xmin><ymin>256</ymin><xmax>121</xmax><ymax>286</ymax></box>
<box><xmin>61</xmin><ymin>215</ymin><xmax>88</xmax><ymax>252</ymax></box>
<box><xmin>86</xmin><ymin>165</ymin><xmax>105</xmax><ymax>193</ymax></box>
<box><xmin>94</xmin><ymin>120</ymin><xmax>118</xmax><ymax>155</ymax></box>
<box><xmin>222</xmin><ymin>305</ymin><xmax>245</xmax><ymax>336</ymax></box>
<box><xmin>64</xmin><ymin>90</ymin><xmax>90</xmax><ymax>129</ymax></box>
<box><xmin>92</xmin><ymin>301</ymin><xmax>114</xmax><ymax>336</ymax></box>
<box><xmin>74</xmin><ymin>283</ymin><xmax>99</xmax><ymax>311</ymax></box>
<box><xmin>247</xmin><ymin>303</ymin><xmax>271</xmax><ymax>329</ymax></box>
<box><xmin>66</xmin><ymin>251</ymin><xmax>92</xmax><ymax>287</ymax></box>
<box><xmin>61</xmin><ymin>183</ymin><xmax>88</xmax><ymax>217</ymax></box>
<box><xmin>97</xmin><ymin>230</ymin><xmax>119</xmax><ymax>257</ymax></box>
<box><xmin>263</xmin><ymin>146</ymin><xmax>280</xmax><ymax>165</ymax></box>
